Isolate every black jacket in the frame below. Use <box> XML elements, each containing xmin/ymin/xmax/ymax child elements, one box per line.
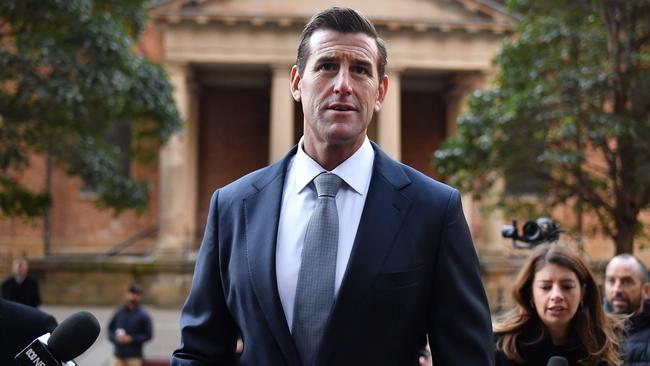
<box><xmin>622</xmin><ymin>298</ymin><xmax>650</xmax><ymax>365</ymax></box>
<box><xmin>0</xmin><ymin>299</ymin><xmax>58</xmax><ymax>365</ymax></box>
<box><xmin>1</xmin><ymin>276</ymin><xmax>41</xmax><ymax>307</ymax></box>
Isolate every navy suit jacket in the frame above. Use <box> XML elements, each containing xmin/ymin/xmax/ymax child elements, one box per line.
<box><xmin>172</xmin><ymin>143</ymin><xmax>494</xmax><ymax>366</ymax></box>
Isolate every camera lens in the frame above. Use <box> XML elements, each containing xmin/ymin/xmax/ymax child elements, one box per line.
<box><xmin>501</xmin><ymin>225</ymin><xmax>516</xmax><ymax>238</ymax></box>
<box><xmin>523</xmin><ymin>221</ymin><xmax>541</xmax><ymax>242</ymax></box>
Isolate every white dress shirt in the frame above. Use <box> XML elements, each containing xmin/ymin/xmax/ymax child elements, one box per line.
<box><xmin>276</xmin><ymin>136</ymin><xmax>374</xmax><ymax>330</ymax></box>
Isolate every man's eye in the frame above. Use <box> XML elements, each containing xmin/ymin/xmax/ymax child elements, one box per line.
<box><xmin>319</xmin><ymin>63</ymin><xmax>336</xmax><ymax>71</ymax></box>
<box><xmin>622</xmin><ymin>278</ymin><xmax>633</xmax><ymax>286</ymax></box>
<box><xmin>352</xmin><ymin>66</ymin><xmax>368</xmax><ymax>74</ymax></box>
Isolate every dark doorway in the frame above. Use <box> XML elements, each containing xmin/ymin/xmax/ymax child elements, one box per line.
<box><xmin>400</xmin><ymin>74</ymin><xmax>450</xmax><ymax>179</ymax></box>
<box><xmin>197</xmin><ymin>70</ymin><xmax>270</xmax><ymax>239</ymax></box>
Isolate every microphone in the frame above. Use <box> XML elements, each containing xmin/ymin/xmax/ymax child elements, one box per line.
<box><xmin>15</xmin><ymin>311</ymin><xmax>101</xmax><ymax>366</ymax></box>
<box><xmin>547</xmin><ymin>356</ymin><xmax>569</xmax><ymax>366</ymax></box>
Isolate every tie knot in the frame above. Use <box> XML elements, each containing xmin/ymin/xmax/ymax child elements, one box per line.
<box><xmin>313</xmin><ymin>173</ymin><xmax>342</xmax><ymax>198</ymax></box>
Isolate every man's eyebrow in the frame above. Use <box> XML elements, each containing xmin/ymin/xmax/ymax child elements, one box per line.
<box><xmin>314</xmin><ymin>56</ymin><xmax>338</xmax><ymax>64</ymax></box>
<box><xmin>352</xmin><ymin>59</ymin><xmax>373</xmax><ymax>68</ymax></box>
<box><xmin>606</xmin><ymin>275</ymin><xmax>634</xmax><ymax>280</ymax></box>
<box><xmin>352</xmin><ymin>59</ymin><xmax>374</xmax><ymax>73</ymax></box>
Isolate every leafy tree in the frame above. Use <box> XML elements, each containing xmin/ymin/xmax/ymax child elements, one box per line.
<box><xmin>0</xmin><ymin>0</ymin><xmax>182</xmax><ymax>218</ymax></box>
<box><xmin>434</xmin><ymin>0</ymin><xmax>650</xmax><ymax>254</ymax></box>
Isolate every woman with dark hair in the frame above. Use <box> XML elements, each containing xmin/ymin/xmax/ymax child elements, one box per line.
<box><xmin>494</xmin><ymin>244</ymin><xmax>622</xmax><ymax>366</ymax></box>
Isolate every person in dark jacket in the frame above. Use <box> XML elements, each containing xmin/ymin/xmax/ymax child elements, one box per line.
<box><xmin>494</xmin><ymin>244</ymin><xmax>623</xmax><ymax>366</ymax></box>
<box><xmin>604</xmin><ymin>254</ymin><xmax>650</xmax><ymax>365</ymax></box>
<box><xmin>107</xmin><ymin>283</ymin><xmax>153</xmax><ymax>366</ymax></box>
<box><xmin>621</xmin><ymin>298</ymin><xmax>650</xmax><ymax>365</ymax></box>
<box><xmin>1</xmin><ymin>258</ymin><xmax>41</xmax><ymax>307</ymax></box>
<box><xmin>0</xmin><ymin>298</ymin><xmax>57</xmax><ymax>365</ymax></box>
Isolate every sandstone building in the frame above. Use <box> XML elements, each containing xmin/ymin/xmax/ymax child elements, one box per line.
<box><xmin>2</xmin><ymin>0</ymin><xmax>628</xmax><ymax>310</ymax></box>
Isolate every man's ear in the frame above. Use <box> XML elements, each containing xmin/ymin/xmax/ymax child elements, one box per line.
<box><xmin>290</xmin><ymin>65</ymin><xmax>301</xmax><ymax>102</ymax></box>
<box><xmin>642</xmin><ymin>282</ymin><xmax>650</xmax><ymax>298</ymax></box>
<box><xmin>374</xmin><ymin>74</ymin><xmax>389</xmax><ymax>112</ymax></box>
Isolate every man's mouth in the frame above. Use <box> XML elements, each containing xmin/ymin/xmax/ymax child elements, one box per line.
<box><xmin>328</xmin><ymin>103</ymin><xmax>357</xmax><ymax>111</ymax></box>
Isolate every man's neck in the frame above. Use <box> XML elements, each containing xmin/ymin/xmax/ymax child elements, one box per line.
<box><xmin>302</xmin><ymin>136</ymin><xmax>365</xmax><ymax>171</ymax></box>
<box><xmin>13</xmin><ymin>275</ymin><xmax>26</xmax><ymax>283</ymax></box>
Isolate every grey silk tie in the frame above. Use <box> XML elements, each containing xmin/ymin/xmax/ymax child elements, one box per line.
<box><xmin>292</xmin><ymin>172</ymin><xmax>343</xmax><ymax>366</ymax></box>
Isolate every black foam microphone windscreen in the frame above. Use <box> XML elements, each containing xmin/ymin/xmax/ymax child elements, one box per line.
<box><xmin>547</xmin><ymin>356</ymin><xmax>569</xmax><ymax>366</ymax></box>
<box><xmin>47</xmin><ymin>311</ymin><xmax>101</xmax><ymax>362</ymax></box>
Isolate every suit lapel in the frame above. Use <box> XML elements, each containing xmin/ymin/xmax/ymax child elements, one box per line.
<box><xmin>317</xmin><ymin>144</ymin><xmax>412</xmax><ymax>365</ymax></box>
<box><xmin>244</xmin><ymin>148</ymin><xmax>301</xmax><ymax>366</ymax></box>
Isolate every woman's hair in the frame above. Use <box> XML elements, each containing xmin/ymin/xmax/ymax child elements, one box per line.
<box><xmin>494</xmin><ymin>244</ymin><xmax>622</xmax><ymax>366</ymax></box>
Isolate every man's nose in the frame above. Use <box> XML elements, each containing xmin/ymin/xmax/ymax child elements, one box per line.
<box><xmin>333</xmin><ymin>69</ymin><xmax>352</xmax><ymax>95</ymax></box>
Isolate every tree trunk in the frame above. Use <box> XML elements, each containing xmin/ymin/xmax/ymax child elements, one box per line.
<box><xmin>614</xmin><ymin>221</ymin><xmax>636</xmax><ymax>254</ymax></box>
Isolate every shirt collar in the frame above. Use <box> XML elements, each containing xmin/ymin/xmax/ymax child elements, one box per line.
<box><xmin>294</xmin><ymin>136</ymin><xmax>374</xmax><ymax>195</ymax></box>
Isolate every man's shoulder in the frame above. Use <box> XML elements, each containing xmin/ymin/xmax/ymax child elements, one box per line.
<box><xmin>137</xmin><ymin>306</ymin><xmax>152</xmax><ymax>319</ymax></box>
<box><xmin>1</xmin><ymin>276</ymin><xmax>15</xmax><ymax>287</ymax></box>
<box><xmin>371</xmin><ymin>142</ymin><xmax>457</xmax><ymax>197</ymax></box>
<box><xmin>388</xmin><ymin>159</ymin><xmax>459</xmax><ymax>203</ymax></box>
<box><xmin>215</xmin><ymin>156</ymin><xmax>288</xmax><ymax>202</ymax></box>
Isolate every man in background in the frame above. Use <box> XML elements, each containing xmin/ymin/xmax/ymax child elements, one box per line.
<box><xmin>2</xmin><ymin>257</ymin><xmax>41</xmax><ymax>307</ymax></box>
<box><xmin>108</xmin><ymin>284</ymin><xmax>153</xmax><ymax>366</ymax></box>
<box><xmin>605</xmin><ymin>254</ymin><xmax>650</xmax><ymax>364</ymax></box>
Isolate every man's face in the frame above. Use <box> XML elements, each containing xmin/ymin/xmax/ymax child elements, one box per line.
<box><xmin>291</xmin><ymin>29</ymin><xmax>387</xmax><ymax>151</ymax></box>
<box><xmin>17</xmin><ymin>263</ymin><xmax>28</xmax><ymax>276</ymax></box>
<box><xmin>605</xmin><ymin>258</ymin><xmax>648</xmax><ymax>315</ymax></box>
<box><xmin>126</xmin><ymin>291</ymin><xmax>142</xmax><ymax>307</ymax></box>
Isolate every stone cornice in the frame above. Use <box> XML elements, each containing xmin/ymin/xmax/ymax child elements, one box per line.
<box><xmin>152</xmin><ymin>11</ymin><xmax>512</xmax><ymax>35</ymax></box>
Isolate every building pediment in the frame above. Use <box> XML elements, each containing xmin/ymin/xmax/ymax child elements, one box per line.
<box><xmin>152</xmin><ymin>0</ymin><xmax>513</xmax><ymax>34</ymax></box>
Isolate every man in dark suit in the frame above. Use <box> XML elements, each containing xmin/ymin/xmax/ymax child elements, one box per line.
<box><xmin>0</xmin><ymin>298</ymin><xmax>58</xmax><ymax>365</ymax></box>
<box><xmin>2</xmin><ymin>258</ymin><xmax>42</xmax><ymax>307</ymax></box>
<box><xmin>172</xmin><ymin>7</ymin><xmax>493</xmax><ymax>366</ymax></box>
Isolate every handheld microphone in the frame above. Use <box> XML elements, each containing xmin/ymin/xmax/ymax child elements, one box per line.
<box><xmin>547</xmin><ymin>356</ymin><xmax>569</xmax><ymax>366</ymax></box>
<box><xmin>15</xmin><ymin>311</ymin><xmax>101</xmax><ymax>366</ymax></box>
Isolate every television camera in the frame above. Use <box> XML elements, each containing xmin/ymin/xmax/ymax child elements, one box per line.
<box><xmin>501</xmin><ymin>217</ymin><xmax>562</xmax><ymax>249</ymax></box>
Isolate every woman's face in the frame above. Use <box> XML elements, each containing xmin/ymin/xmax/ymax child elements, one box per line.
<box><xmin>532</xmin><ymin>263</ymin><xmax>583</xmax><ymax>336</ymax></box>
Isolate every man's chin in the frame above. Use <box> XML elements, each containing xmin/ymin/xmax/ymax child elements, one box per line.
<box><xmin>611</xmin><ymin>304</ymin><xmax>631</xmax><ymax>314</ymax></box>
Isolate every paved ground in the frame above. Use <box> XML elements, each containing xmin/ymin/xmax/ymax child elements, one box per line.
<box><xmin>41</xmin><ymin>305</ymin><xmax>181</xmax><ymax>366</ymax></box>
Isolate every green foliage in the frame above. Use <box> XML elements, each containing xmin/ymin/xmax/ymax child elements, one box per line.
<box><xmin>0</xmin><ymin>0</ymin><xmax>182</xmax><ymax>218</ymax></box>
<box><xmin>434</xmin><ymin>0</ymin><xmax>650</xmax><ymax>253</ymax></box>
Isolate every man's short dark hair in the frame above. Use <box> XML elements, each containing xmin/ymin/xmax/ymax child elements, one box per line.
<box><xmin>129</xmin><ymin>283</ymin><xmax>143</xmax><ymax>294</ymax></box>
<box><xmin>296</xmin><ymin>7</ymin><xmax>388</xmax><ymax>80</ymax></box>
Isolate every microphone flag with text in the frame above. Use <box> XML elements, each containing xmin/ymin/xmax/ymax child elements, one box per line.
<box><xmin>15</xmin><ymin>311</ymin><xmax>100</xmax><ymax>366</ymax></box>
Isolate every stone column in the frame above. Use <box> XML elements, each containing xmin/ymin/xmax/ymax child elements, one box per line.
<box><xmin>377</xmin><ymin>69</ymin><xmax>402</xmax><ymax>160</ymax></box>
<box><xmin>157</xmin><ymin>63</ymin><xmax>198</xmax><ymax>259</ymax></box>
<box><xmin>269</xmin><ymin>65</ymin><xmax>295</xmax><ymax>163</ymax></box>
